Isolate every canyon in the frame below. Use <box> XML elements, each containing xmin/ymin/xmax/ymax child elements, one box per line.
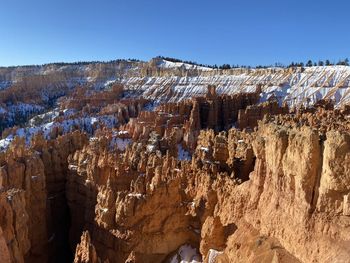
<box><xmin>0</xmin><ymin>58</ymin><xmax>349</xmax><ymax>263</ymax></box>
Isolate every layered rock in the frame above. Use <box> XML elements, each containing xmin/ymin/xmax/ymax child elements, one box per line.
<box><xmin>1</xmin><ymin>80</ymin><xmax>350</xmax><ymax>263</ymax></box>
<box><xmin>66</xmin><ymin>115</ymin><xmax>350</xmax><ymax>263</ymax></box>
<box><xmin>0</xmin><ymin>138</ymin><xmax>47</xmax><ymax>262</ymax></box>
<box><xmin>0</xmin><ymin>189</ymin><xmax>30</xmax><ymax>263</ymax></box>
<box><xmin>74</xmin><ymin>231</ymin><xmax>101</xmax><ymax>263</ymax></box>
<box><xmin>237</xmin><ymin>100</ymin><xmax>289</xmax><ymax>130</ymax></box>
<box><xmin>0</xmin><ymin>131</ymin><xmax>88</xmax><ymax>262</ymax></box>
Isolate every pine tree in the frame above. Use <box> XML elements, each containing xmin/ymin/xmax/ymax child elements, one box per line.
<box><xmin>306</xmin><ymin>60</ymin><xmax>313</xmax><ymax>67</ymax></box>
<box><xmin>325</xmin><ymin>60</ymin><xmax>330</xmax><ymax>66</ymax></box>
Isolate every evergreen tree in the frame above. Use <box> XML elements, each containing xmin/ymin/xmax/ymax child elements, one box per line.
<box><xmin>219</xmin><ymin>64</ymin><xmax>231</xmax><ymax>70</ymax></box>
<box><xmin>306</xmin><ymin>60</ymin><xmax>313</xmax><ymax>67</ymax></box>
<box><xmin>325</xmin><ymin>60</ymin><xmax>330</xmax><ymax>66</ymax></box>
<box><xmin>318</xmin><ymin>60</ymin><xmax>324</xmax><ymax>66</ymax></box>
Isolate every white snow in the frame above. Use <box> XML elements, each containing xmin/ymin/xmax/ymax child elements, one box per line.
<box><xmin>193</xmin><ymin>229</ymin><xmax>200</xmax><ymax>234</ymax></box>
<box><xmin>104</xmin><ymin>79</ymin><xmax>117</xmax><ymax>87</ymax></box>
<box><xmin>121</xmin><ymin>65</ymin><xmax>350</xmax><ymax>108</ymax></box>
<box><xmin>146</xmin><ymin>145</ymin><xmax>156</xmax><ymax>153</ymax></box>
<box><xmin>0</xmin><ymin>137</ymin><xmax>14</xmax><ymax>151</ymax></box>
<box><xmin>42</xmin><ymin>121</ymin><xmax>55</xmax><ymax>131</ymax></box>
<box><xmin>63</xmin><ymin>108</ymin><xmax>76</xmax><ymax>117</ymax></box>
<box><xmin>111</xmin><ymin>138</ymin><xmax>132</xmax><ymax>151</ymax></box>
<box><xmin>117</xmin><ymin>130</ymin><xmax>129</xmax><ymax>135</ymax></box>
<box><xmin>177</xmin><ymin>144</ymin><xmax>191</xmax><ymax>161</ymax></box>
<box><xmin>127</xmin><ymin>193</ymin><xmax>143</xmax><ymax>198</ymax></box>
<box><xmin>0</xmin><ymin>114</ymin><xmax>119</xmax><ymax>152</ymax></box>
<box><xmin>0</xmin><ymin>107</ymin><xmax>6</xmax><ymax>114</ymax></box>
<box><xmin>208</xmin><ymin>249</ymin><xmax>223</xmax><ymax>263</ymax></box>
<box><xmin>28</xmin><ymin>109</ymin><xmax>60</xmax><ymax>127</ymax></box>
<box><xmin>200</xmin><ymin>147</ymin><xmax>209</xmax><ymax>152</ymax></box>
<box><xmin>170</xmin><ymin>244</ymin><xmax>202</xmax><ymax>263</ymax></box>
<box><xmin>143</xmin><ymin>102</ymin><xmax>158</xmax><ymax>112</ymax></box>
<box><xmin>90</xmin><ymin>117</ymin><xmax>98</xmax><ymax>125</ymax></box>
<box><xmin>8</xmin><ymin>103</ymin><xmax>44</xmax><ymax>115</ymax></box>
<box><xmin>68</xmin><ymin>164</ymin><xmax>78</xmax><ymax>170</ymax></box>
<box><xmin>110</xmin><ymin>131</ymin><xmax>132</xmax><ymax>151</ymax></box>
<box><xmin>158</xmin><ymin>59</ymin><xmax>213</xmax><ymax>72</ymax></box>
<box><xmin>0</xmin><ymin>81</ymin><xmax>11</xmax><ymax>90</ymax></box>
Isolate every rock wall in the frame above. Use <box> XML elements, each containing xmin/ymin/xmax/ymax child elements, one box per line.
<box><xmin>66</xmin><ymin>118</ymin><xmax>350</xmax><ymax>263</ymax></box>
<box><xmin>237</xmin><ymin>100</ymin><xmax>289</xmax><ymax>130</ymax></box>
<box><xmin>0</xmin><ymin>138</ymin><xmax>47</xmax><ymax>262</ymax></box>
<box><xmin>0</xmin><ymin>131</ymin><xmax>88</xmax><ymax>262</ymax></box>
<box><xmin>0</xmin><ymin>84</ymin><xmax>349</xmax><ymax>263</ymax></box>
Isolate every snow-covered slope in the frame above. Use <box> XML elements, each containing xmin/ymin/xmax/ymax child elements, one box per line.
<box><xmin>0</xmin><ymin>59</ymin><xmax>141</xmax><ymax>90</ymax></box>
<box><xmin>121</xmin><ymin>65</ymin><xmax>350</xmax><ymax>107</ymax></box>
<box><xmin>157</xmin><ymin>59</ymin><xmax>213</xmax><ymax>71</ymax></box>
<box><xmin>3</xmin><ymin>59</ymin><xmax>349</xmax><ymax>108</ymax></box>
<box><xmin>0</xmin><ymin>113</ymin><xmax>118</xmax><ymax>151</ymax></box>
<box><xmin>1</xmin><ymin>60</ymin><xmax>350</xmax><ymax>144</ymax></box>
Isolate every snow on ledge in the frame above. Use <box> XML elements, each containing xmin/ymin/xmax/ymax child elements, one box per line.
<box><xmin>170</xmin><ymin>244</ymin><xmax>202</xmax><ymax>263</ymax></box>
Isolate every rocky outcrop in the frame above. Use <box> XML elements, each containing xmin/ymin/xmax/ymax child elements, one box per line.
<box><xmin>1</xmin><ymin>79</ymin><xmax>350</xmax><ymax>263</ymax></box>
<box><xmin>0</xmin><ymin>138</ymin><xmax>47</xmax><ymax>262</ymax></box>
<box><xmin>63</xmin><ymin>115</ymin><xmax>350</xmax><ymax>263</ymax></box>
<box><xmin>74</xmin><ymin>231</ymin><xmax>101</xmax><ymax>263</ymax></box>
<box><xmin>0</xmin><ymin>131</ymin><xmax>88</xmax><ymax>262</ymax></box>
<box><xmin>34</xmin><ymin>132</ymin><xmax>88</xmax><ymax>262</ymax></box>
<box><xmin>122</xmin><ymin>86</ymin><xmax>259</xmax><ymax>153</ymax></box>
<box><xmin>237</xmin><ymin>100</ymin><xmax>289</xmax><ymax>130</ymax></box>
<box><xmin>0</xmin><ymin>189</ymin><xmax>30</xmax><ymax>263</ymax></box>
<box><xmin>0</xmin><ymin>226</ymin><xmax>11</xmax><ymax>263</ymax></box>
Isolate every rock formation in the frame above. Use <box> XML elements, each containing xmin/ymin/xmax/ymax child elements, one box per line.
<box><xmin>0</xmin><ymin>76</ymin><xmax>349</xmax><ymax>263</ymax></box>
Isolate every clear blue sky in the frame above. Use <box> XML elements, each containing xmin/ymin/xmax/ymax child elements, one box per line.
<box><xmin>0</xmin><ymin>0</ymin><xmax>349</xmax><ymax>67</ymax></box>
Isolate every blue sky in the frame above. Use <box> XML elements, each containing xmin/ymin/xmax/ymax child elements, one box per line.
<box><xmin>0</xmin><ymin>0</ymin><xmax>349</xmax><ymax>66</ymax></box>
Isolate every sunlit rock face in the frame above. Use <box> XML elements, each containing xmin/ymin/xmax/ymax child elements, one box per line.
<box><xmin>0</xmin><ymin>58</ymin><xmax>350</xmax><ymax>263</ymax></box>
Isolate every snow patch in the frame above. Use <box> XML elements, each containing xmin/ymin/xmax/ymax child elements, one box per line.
<box><xmin>177</xmin><ymin>144</ymin><xmax>191</xmax><ymax>161</ymax></box>
<box><xmin>200</xmin><ymin>147</ymin><xmax>209</xmax><ymax>152</ymax></box>
<box><xmin>0</xmin><ymin>107</ymin><xmax>7</xmax><ymax>114</ymax></box>
<box><xmin>208</xmin><ymin>249</ymin><xmax>223</xmax><ymax>263</ymax></box>
<box><xmin>127</xmin><ymin>193</ymin><xmax>143</xmax><ymax>198</ymax></box>
<box><xmin>146</xmin><ymin>145</ymin><xmax>156</xmax><ymax>153</ymax></box>
<box><xmin>111</xmin><ymin>138</ymin><xmax>132</xmax><ymax>151</ymax></box>
<box><xmin>0</xmin><ymin>137</ymin><xmax>13</xmax><ymax>150</ymax></box>
<box><xmin>170</xmin><ymin>244</ymin><xmax>202</xmax><ymax>263</ymax></box>
<box><xmin>159</xmin><ymin>59</ymin><xmax>213</xmax><ymax>72</ymax></box>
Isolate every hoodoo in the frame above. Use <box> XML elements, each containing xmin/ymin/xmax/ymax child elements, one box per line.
<box><xmin>0</xmin><ymin>59</ymin><xmax>349</xmax><ymax>263</ymax></box>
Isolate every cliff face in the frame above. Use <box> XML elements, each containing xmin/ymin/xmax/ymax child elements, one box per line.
<box><xmin>69</xmin><ymin>120</ymin><xmax>350</xmax><ymax>263</ymax></box>
<box><xmin>1</xmin><ymin>59</ymin><xmax>350</xmax><ymax>108</ymax></box>
<box><xmin>0</xmin><ymin>81</ymin><xmax>349</xmax><ymax>263</ymax></box>
<box><xmin>0</xmin><ymin>132</ymin><xmax>88</xmax><ymax>262</ymax></box>
<box><xmin>1</xmin><ymin>59</ymin><xmax>349</xmax><ymax>142</ymax></box>
<box><xmin>0</xmin><ymin>138</ymin><xmax>46</xmax><ymax>263</ymax></box>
